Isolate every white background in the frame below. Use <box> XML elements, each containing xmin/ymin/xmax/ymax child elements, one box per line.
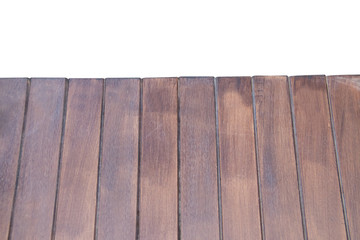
<box><xmin>0</xmin><ymin>0</ymin><xmax>359</xmax><ymax>78</ymax></box>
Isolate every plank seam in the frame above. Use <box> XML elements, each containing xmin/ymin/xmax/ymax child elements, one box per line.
<box><xmin>251</xmin><ymin>77</ymin><xmax>265</xmax><ymax>240</ymax></box>
<box><xmin>214</xmin><ymin>77</ymin><xmax>223</xmax><ymax>240</ymax></box>
<box><xmin>288</xmin><ymin>76</ymin><xmax>308</xmax><ymax>240</ymax></box>
<box><xmin>135</xmin><ymin>79</ymin><xmax>143</xmax><ymax>240</ymax></box>
<box><xmin>51</xmin><ymin>78</ymin><xmax>69</xmax><ymax>240</ymax></box>
<box><xmin>94</xmin><ymin>79</ymin><xmax>106</xmax><ymax>240</ymax></box>
<box><xmin>325</xmin><ymin>76</ymin><xmax>351</xmax><ymax>240</ymax></box>
<box><xmin>177</xmin><ymin>78</ymin><xmax>181</xmax><ymax>240</ymax></box>
<box><xmin>7</xmin><ymin>78</ymin><xmax>31</xmax><ymax>240</ymax></box>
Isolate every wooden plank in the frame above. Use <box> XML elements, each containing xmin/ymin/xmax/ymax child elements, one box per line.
<box><xmin>0</xmin><ymin>79</ymin><xmax>27</xmax><ymax>238</ymax></box>
<box><xmin>328</xmin><ymin>75</ymin><xmax>360</xmax><ymax>239</ymax></box>
<box><xmin>217</xmin><ymin>77</ymin><xmax>261</xmax><ymax>239</ymax></box>
<box><xmin>179</xmin><ymin>77</ymin><xmax>219</xmax><ymax>239</ymax></box>
<box><xmin>97</xmin><ymin>78</ymin><xmax>139</xmax><ymax>239</ymax></box>
<box><xmin>253</xmin><ymin>76</ymin><xmax>303</xmax><ymax>239</ymax></box>
<box><xmin>139</xmin><ymin>78</ymin><xmax>178</xmax><ymax>239</ymax></box>
<box><xmin>10</xmin><ymin>78</ymin><xmax>65</xmax><ymax>239</ymax></box>
<box><xmin>54</xmin><ymin>79</ymin><xmax>103</xmax><ymax>239</ymax></box>
<box><xmin>291</xmin><ymin>75</ymin><xmax>346</xmax><ymax>239</ymax></box>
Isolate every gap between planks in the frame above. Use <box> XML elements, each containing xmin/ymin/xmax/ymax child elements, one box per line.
<box><xmin>251</xmin><ymin>77</ymin><xmax>266</xmax><ymax>240</ymax></box>
<box><xmin>51</xmin><ymin>78</ymin><xmax>69</xmax><ymax>240</ymax></box>
<box><xmin>287</xmin><ymin>77</ymin><xmax>308</xmax><ymax>240</ymax></box>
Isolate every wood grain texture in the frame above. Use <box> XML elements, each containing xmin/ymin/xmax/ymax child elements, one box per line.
<box><xmin>328</xmin><ymin>75</ymin><xmax>360</xmax><ymax>239</ymax></box>
<box><xmin>11</xmin><ymin>78</ymin><xmax>65</xmax><ymax>239</ymax></box>
<box><xmin>253</xmin><ymin>76</ymin><xmax>303</xmax><ymax>239</ymax></box>
<box><xmin>0</xmin><ymin>79</ymin><xmax>27</xmax><ymax>238</ymax></box>
<box><xmin>139</xmin><ymin>78</ymin><xmax>178</xmax><ymax>240</ymax></box>
<box><xmin>179</xmin><ymin>77</ymin><xmax>219</xmax><ymax>240</ymax></box>
<box><xmin>54</xmin><ymin>79</ymin><xmax>103</xmax><ymax>240</ymax></box>
<box><xmin>291</xmin><ymin>75</ymin><xmax>346</xmax><ymax>240</ymax></box>
<box><xmin>97</xmin><ymin>78</ymin><xmax>139</xmax><ymax>240</ymax></box>
<box><xmin>217</xmin><ymin>77</ymin><xmax>261</xmax><ymax>239</ymax></box>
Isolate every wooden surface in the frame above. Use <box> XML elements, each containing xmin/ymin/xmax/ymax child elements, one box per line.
<box><xmin>328</xmin><ymin>75</ymin><xmax>360</xmax><ymax>239</ymax></box>
<box><xmin>179</xmin><ymin>77</ymin><xmax>220</xmax><ymax>240</ymax></box>
<box><xmin>0</xmin><ymin>79</ymin><xmax>27</xmax><ymax>239</ymax></box>
<box><xmin>139</xmin><ymin>78</ymin><xmax>178</xmax><ymax>239</ymax></box>
<box><xmin>97</xmin><ymin>78</ymin><xmax>139</xmax><ymax>239</ymax></box>
<box><xmin>0</xmin><ymin>76</ymin><xmax>359</xmax><ymax>240</ymax></box>
<box><xmin>291</xmin><ymin>75</ymin><xmax>347</xmax><ymax>239</ymax></box>
<box><xmin>54</xmin><ymin>79</ymin><xmax>103</xmax><ymax>239</ymax></box>
<box><xmin>217</xmin><ymin>77</ymin><xmax>261</xmax><ymax>239</ymax></box>
<box><xmin>11</xmin><ymin>79</ymin><xmax>65</xmax><ymax>239</ymax></box>
<box><xmin>254</xmin><ymin>76</ymin><xmax>304</xmax><ymax>240</ymax></box>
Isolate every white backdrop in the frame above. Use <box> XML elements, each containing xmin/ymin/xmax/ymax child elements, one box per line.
<box><xmin>0</xmin><ymin>0</ymin><xmax>359</xmax><ymax>77</ymax></box>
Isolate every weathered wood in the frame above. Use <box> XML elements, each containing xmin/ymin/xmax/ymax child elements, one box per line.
<box><xmin>179</xmin><ymin>77</ymin><xmax>219</xmax><ymax>240</ymax></box>
<box><xmin>328</xmin><ymin>75</ymin><xmax>360</xmax><ymax>239</ymax></box>
<box><xmin>217</xmin><ymin>77</ymin><xmax>261</xmax><ymax>239</ymax></box>
<box><xmin>0</xmin><ymin>75</ymin><xmax>358</xmax><ymax>240</ymax></box>
<box><xmin>97</xmin><ymin>78</ymin><xmax>140</xmax><ymax>239</ymax></box>
<box><xmin>291</xmin><ymin>75</ymin><xmax>346</xmax><ymax>239</ymax></box>
<box><xmin>139</xmin><ymin>78</ymin><xmax>178</xmax><ymax>239</ymax></box>
<box><xmin>253</xmin><ymin>76</ymin><xmax>303</xmax><ymax>239</ymax></box>
<box><xmin>0</xmin><ymin>78</ymin><xmax>27</xmax><ymax>238</ymax></box>
<box><xmin>54</xmin><ymin>79</ymin><xmax>103</xmax><ymax>240</ymax></box>
<box><xmin>11</xmin><ymin>78</ymin><xmax>65</xmax><ymax>239</ymax></box>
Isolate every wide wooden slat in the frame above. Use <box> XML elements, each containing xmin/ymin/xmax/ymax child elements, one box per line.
<box><xmin>97</xmin><ymin>78</ymin><xmax>139</xmax><ymax>239</ymax></box>
<box><xmin>11</xmin><ymin>78</ymin><xmax>65</xmax><ymax>239</ymax></box>
<box><xmin>139</xmin><ymin>78</ymin><xmax>178</xmax><ymax>239</ymax></box>
<box><xmin>217</xmin><ymin>77</ymin><xmax>261</xmax><ymax>239</ymax></box>
<box><xmin>54</xmin><ymin>79</ymin><xmax>103</xmax><ymax>239</ymax></box>
<box><xmin>253</xmin><ymin>76</ymin><xmax>303</xmax><ymax>239</ymax></box>
<box><xmin>291</xmin><ymin>75</ymin><xmax>346</xmax><ymax>239</ymax></box>
<box><xmin>0</xmin><ymin>79</ymin><xmax>27</xmax><ymax>238</ymax></box>
<box><xmin>179</xmin><ymin>77</ymin><xmax>219</xmax><ymax>240</ymax></box>
<box><xmin>328</xmin><ymin>75</ymin><xmax>360</xmax><ymax>239</ymax></box>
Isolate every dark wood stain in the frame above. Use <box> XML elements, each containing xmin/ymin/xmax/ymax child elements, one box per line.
<box><xmin>291</xmin><ymin>75</ymin><xmax>346</xmax><ymax>239</ymax></box>
<box><xmin>140</xmin><ymin>78</ymin><xmax>178</xmax><ymax>239</ymax></box>
<box><xmin>217</xmin><ymin>77</ymin><xmax>261</xmax><ymax>239</ymax></box>
<box><xmin>97</xmin><ymin>78</ymin><xmax>140</xmax><ymax>239</ymax></box>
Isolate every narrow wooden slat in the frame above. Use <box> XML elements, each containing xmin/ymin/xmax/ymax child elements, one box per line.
<box><xmin>10</xmin><ymin>78</ymin><xmax>65</xmax><ymax>239</ymax></box>
<box><xmin>217</xmin><ymin>77</ymin><xmax>261</xmax><ymax>239</ymax></box>
<box><xmin>97</xmin><ymin>78</ymin><xmax>139</xmax><ymax>239</ymax></box>
<box><xmin>139</xmin><ymin>78</ymin><xmax>178</xmax><ymax>239</ymax></box>
<box><xmin>179</xmin><ymin>77</ymin><xmax>219</xmax><ymax>239</ymax></box>
<box><xmin>54</xmin><ymin>79</ymin><xmax>103</xmax><ymax>239</ymax></box>
<box><xmin>328</xmin><ymin>75</ymin><xmax>360</xmax><ymax>239</ymax></box>
<box><xmin>253</xmin><ymin>76</ymin><xmax>303</xmax><ymax>239</ymax></box>
<box><xmin>291</xmin><ymin>75</ymin><xmax>346</xmax><ymax>239</ymax></box>
<box><xmin>0</xmin><ymin>79</ymin><xmax>27</xmax><ymax>238</ymax></box>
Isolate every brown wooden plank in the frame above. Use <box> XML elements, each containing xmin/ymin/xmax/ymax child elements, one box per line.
<box><xmin>10</xmin><ymin>78</ymin><xmax>65</xmax><ymax>239</ymax></box>
<box><xmin>253</xmin><ymin>76</ymin><xmax>304</xmax><ymax>239</ymax></box>
<box><xmin>0</xmin><ymin>78</ymin><xmax>27</xmax><ymax>238</ymax></box>
<box><xmin>217</xmin><ymin>77</ymin><xmax>261</xmax><ymax>239</ymax></box>
<box><xmin>97</xmin><ymin>78</ymin><xmax>139</xmax><ymax>239</ymax></box>
<box><xmin>291</xmin><ymin>75</ymin><xmax>346</xmax><ymax>239</ymax></box>
<box><xmin>179</xmin><ymin>77</ymin><xmax>219</xmax><ymax>239</ymax></box>
<box><xmin>54</xmin><ymin>79</ymin><xmax>103</xmax><ymax>239</ymax></box>
<box><xmin>328</xmin><ymin>75</ymin><xmax>360</xmax><ymax>239</ymax></box>
<box><xmin>139</xmin><ymin>78</ymin><xmax>178</xmax><ymax>239</ymax></box>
